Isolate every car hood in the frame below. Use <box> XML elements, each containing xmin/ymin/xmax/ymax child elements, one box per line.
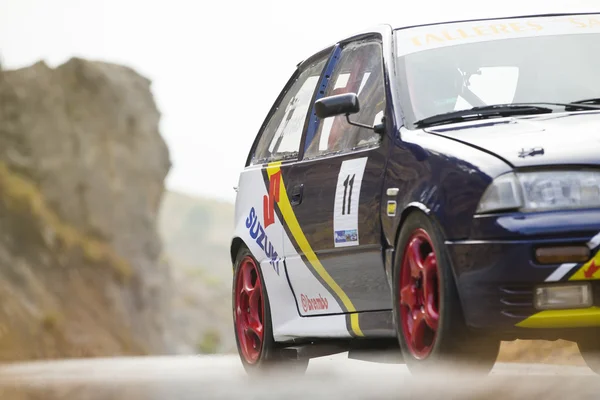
<box><xmin>424</xmin><ymin>111</ymin><xmax>600</xmax><ymax>167</ymax></box>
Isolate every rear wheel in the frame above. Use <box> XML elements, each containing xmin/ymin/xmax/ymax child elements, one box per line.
<box><xmin>233</xmin><ymin>245</ymin><xmax>309</xmax><ymax>375</ymax></box>
<box><xmin>393</xmin><ymin>211</ymin><xmax>500</xmax><ymax>375</ymax></box>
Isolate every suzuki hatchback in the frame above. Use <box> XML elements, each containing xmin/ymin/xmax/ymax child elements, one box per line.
<box><xmin>231</xmin><ymin>12</ymin><xmax>600</xmax><ymax>375</ymax></box>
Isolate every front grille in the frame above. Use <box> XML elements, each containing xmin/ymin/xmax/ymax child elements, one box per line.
<box><xmin>499</xmin><ymin>284</ymin><xmax>535</xmax><ymax>319</ymax></box>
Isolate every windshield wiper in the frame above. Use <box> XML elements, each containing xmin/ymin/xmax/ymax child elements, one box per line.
<box><xmin>569</xmin><ymin>98</ymin><xmax>600</xmax><ymax>107</ymax></box>
<box><xmin>414</xmin><ymin>104</ymin><xmax>554</xmax><ymax>128</ymax></box>
<box><xmin>414</xmin><ymin>101</ymin><xmax>600</xmax><ymax>128</ymax></box>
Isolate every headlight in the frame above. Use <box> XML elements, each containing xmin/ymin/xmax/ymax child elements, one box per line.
<box><xmin>476</xmin><ymin>171</ymin><xmax>600</xmax><ymax>214</ymax></box>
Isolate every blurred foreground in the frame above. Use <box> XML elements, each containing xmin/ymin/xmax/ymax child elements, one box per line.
<box><xmin>0</xmin><ymin>354</ymin><xmax>598</xmax><ymax>400</ymax></box>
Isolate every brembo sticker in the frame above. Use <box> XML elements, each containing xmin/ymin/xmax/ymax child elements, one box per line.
<box><xmin>300</xmin><ymin>293</ymin><xmax>329</xmax><ymax>313</ymax></box>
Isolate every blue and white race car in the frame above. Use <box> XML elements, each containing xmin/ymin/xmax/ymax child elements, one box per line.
<box><xmin>230</xmin><ymin>12</ymin><xmax>600</xmax><ymax>375</ymax></box>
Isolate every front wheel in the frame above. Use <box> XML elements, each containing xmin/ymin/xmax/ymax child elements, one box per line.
<box><xmin>232</xmin><ymin>245</ymin><xmax>309</xmax><ymax>375</ymax></box>
<box><xmin>392</xmin><ymin>211</ymin><xmax>500</xmax><ymax>375</ymax></box>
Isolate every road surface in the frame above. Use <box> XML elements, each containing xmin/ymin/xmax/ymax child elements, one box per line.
<box><xmin>0</xmin><ymin>353</ymin><xmax>598</xmax><ymax>399</ymax></box>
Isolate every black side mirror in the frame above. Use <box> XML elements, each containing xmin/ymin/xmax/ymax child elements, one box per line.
<box><xmin>314</xmin><ymin>92</ymin><xmax>385</xmax><ymax>136</ymax></box>
<box><xmin>315</xmin><ymin>93</ymin><xmax>360</xmax><ymax>119</ymax></box>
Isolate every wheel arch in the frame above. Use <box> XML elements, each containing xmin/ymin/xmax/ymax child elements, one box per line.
<box><xmin>230</xmin><ymin>237</ymin><xmax>246</xmax><ymax>270</ymax></box>
<box><xmin>396</xmin><ymin>204</ymin><xmax>421</xmax><ymax>236</ymax></box>
<box><xmin>386</xmin><ymin>203</ymin><xmax>474</xmax><ymax>334</ymax></box>
<box><xmin>387</xmin><ymin>203</ymin><xmax>461</xmax><ymax>292</ymax></box>
<box><xmin>393</xmin><ymin>202</ymin><xmax>443</xmax><ymax>255</ymax></box>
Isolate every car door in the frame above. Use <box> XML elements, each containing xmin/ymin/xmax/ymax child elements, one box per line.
<box><xmin>280</xmin><ymin>37</ymin><xmax>392</xmax><ymax>321</ymax></box>
<box><xmin>237</xmin><ymin>49</ymin><xmax>332</xmax><ymax>329</ymax></box>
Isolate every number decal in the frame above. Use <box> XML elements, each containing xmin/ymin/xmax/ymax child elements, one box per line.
<box><xmin>342</xmin><ymin>174</ymin><xmax>355</xmax><ymax>215</ymax></box>
<box><xmin>333</xmin><ymin>158</ymin><xmax>368</xmax><ymax>248</ymax></box>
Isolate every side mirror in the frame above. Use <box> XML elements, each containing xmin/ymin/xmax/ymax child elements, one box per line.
<box><xmin>315</xmin><ymin>93</ymin><xmax>360</xmax><ymax>119</ymax></box>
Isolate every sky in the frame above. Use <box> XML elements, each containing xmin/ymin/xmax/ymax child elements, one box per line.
<box><xmin>0</xmin><ymin>0</ymin><xmax>598</xmax><ymax>203</ymax></box>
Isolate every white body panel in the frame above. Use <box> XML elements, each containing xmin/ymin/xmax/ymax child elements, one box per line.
<box><xmin>233</xmin><ymin>165</ymin><xmax>351</xmax><ymax>341</ymax></box>
<box><xmin>284</xmin><ymin>254</ymin><xmax>344</xmax><ymax>317</ymax></box>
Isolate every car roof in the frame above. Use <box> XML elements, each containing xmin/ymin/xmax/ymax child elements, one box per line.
<box><xmin>392</xmin><ymin>10</ymin><xmax>599</xmax><ymax>31</ymax></box>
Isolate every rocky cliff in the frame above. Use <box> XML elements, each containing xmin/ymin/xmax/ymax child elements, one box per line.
<box><xmin>0</xmin><ymin>58</ymin><xmax>171</xmax><ymax>360</ymax></box>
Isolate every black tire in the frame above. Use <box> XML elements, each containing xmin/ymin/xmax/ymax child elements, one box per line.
<box><xmin>392</xmin><ymin>211</ymin><xmax>500</xmax><ymax>375</ymax></box>
<box><xmin>577</xmin><ymin>337</ymin><xmax>600</xmax><ymax>375</ymax></box>
<box><xmin>232</xmin><ymin>245</ymin><xmax>309</xmax><ymax>375</ymax></box>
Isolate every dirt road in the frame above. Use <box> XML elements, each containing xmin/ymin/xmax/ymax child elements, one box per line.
<box><xmin>0</xmin><ymin>353</ymin><xmax>598</xmax><ymax>399</ymax></box>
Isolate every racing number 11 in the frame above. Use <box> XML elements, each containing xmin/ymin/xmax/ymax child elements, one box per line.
<box><xmin>342</xmin><ymin>174</ymin><xmax>355</xmax><ymax>215</ymax></box>
<box><xmin>334</xmin><ymin>158</ymin><xmax>366</xmax><ymax>247</ymax></box>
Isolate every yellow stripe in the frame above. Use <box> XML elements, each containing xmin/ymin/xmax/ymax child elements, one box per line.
<box><xmin>517</xmin><ymin>249</ymin><xmax>600</xmax><ymax>328</ymax></box>
<box><xmin>266</xmin><ymin>162</ymin><xmax>364</xmax><ymax>337</ymax></box>
<box><xmin>516</xmin><ymin>307</ymin><xmax>600</xmax><ymax>328</ymax></box>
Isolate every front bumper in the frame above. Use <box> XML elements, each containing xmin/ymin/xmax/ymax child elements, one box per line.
<box><xmin>446</xmin><ymin>209</ymin><xmax>600</xmax><ymax>332</ymax></box>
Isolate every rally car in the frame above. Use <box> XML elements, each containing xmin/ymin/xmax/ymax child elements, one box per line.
<box><xmin>230</xmin><ymin>12</ymin><xmax>600</xmax><ymax>375</ymax></box>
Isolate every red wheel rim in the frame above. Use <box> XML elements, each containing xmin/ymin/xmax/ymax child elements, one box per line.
<box><xmin>399</xmin><ymin>229</ymin><xmax>440</xmax><ymax>360</ymax></box>
<box><xmin>234</xmin><ymin>256</ymin><xmax>264</xmax><ymax>364</ymax></box>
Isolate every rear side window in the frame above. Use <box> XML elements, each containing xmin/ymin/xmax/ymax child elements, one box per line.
<box><xmin>251</xmin><ymin>56</ymin><xmax>328</xmax><ymax>165</ymax></box>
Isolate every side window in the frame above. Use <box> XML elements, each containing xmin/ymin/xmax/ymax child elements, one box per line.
<box><xmin>305</xmin><ymin>40</ymin><xmax>385</xmax><ymax>159</ymax></box>
<box><xmin>251</xmin><ymin>56</ymin><xmax>328</xmax><ymax>165</ymax></box>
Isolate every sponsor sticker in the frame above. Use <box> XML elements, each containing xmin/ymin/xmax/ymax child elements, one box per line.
<box><xmin>387</xmin><ymin>201</ymin><xmax>397</xmax><ymax>217</ymax></box>
<box><xmin>263</xmin><ymin>170</ymin><xmax>281</xmax><ymax>229</ymax></box>
<box><xmin>396</xmin><ymin>14</ymin><xmax>600</xmax><ymax>56</ymax></box>
<box><xmin>334</xmin><ymin>229</ymin><xmax>358</xmax><ymax>244</ymax></box>
<box><xmin>245</xmin><ymin>206</ymin><xmax>281</xmax><ymax>275</ymax></box>
<box><xmin>300</xmin><ymin>293</ymin><xmax>329</xmax><ymax>313</ymax></box>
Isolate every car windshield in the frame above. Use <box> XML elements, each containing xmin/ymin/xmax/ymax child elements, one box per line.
<box><xmin>394</xmin><ymin>14</ymin><xmax>600</xmax><ymax>127</ymax></box>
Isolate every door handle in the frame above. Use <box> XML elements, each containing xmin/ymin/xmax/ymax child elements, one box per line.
<box><xmin>290</xmin><ymin>184</ymin><xmax>304</xmax><ymax>206</ymax></box>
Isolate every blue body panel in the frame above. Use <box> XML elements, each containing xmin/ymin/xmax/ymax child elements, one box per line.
<box><xmin>236</xmin><ymin>18</ymin><xmax>600</xmax><ymax>341</ymax></box>
<box><xmin>381</xmin><ymin>112</ymin><xmax>600</xmax><ymax>333</ymax></box>
<box><xmin>472</xmin><ymin>209</ymin><xmax>600</xmax><ymax>240</ymax></box>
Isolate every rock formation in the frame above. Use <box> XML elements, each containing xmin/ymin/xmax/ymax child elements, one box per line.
<box><xmin>0</xmin><ymin>58</ymin><xmax>171</xmax><ymax>360</ymax></box>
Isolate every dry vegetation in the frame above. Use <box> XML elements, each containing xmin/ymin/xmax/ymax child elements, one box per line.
<box><xmin>158</xmin><ymin>191</ymin><xmax>235</xmax><ymax>354</ymax></box>
<box><xmin>0</xmin><ymin>161</ymin><xmax>133</xmax><ymax>282</ymax></box>
<box><xmin>0</xmin><ymin>161</ymin><xmax>148</xmax><ymax>361</ymax></box>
